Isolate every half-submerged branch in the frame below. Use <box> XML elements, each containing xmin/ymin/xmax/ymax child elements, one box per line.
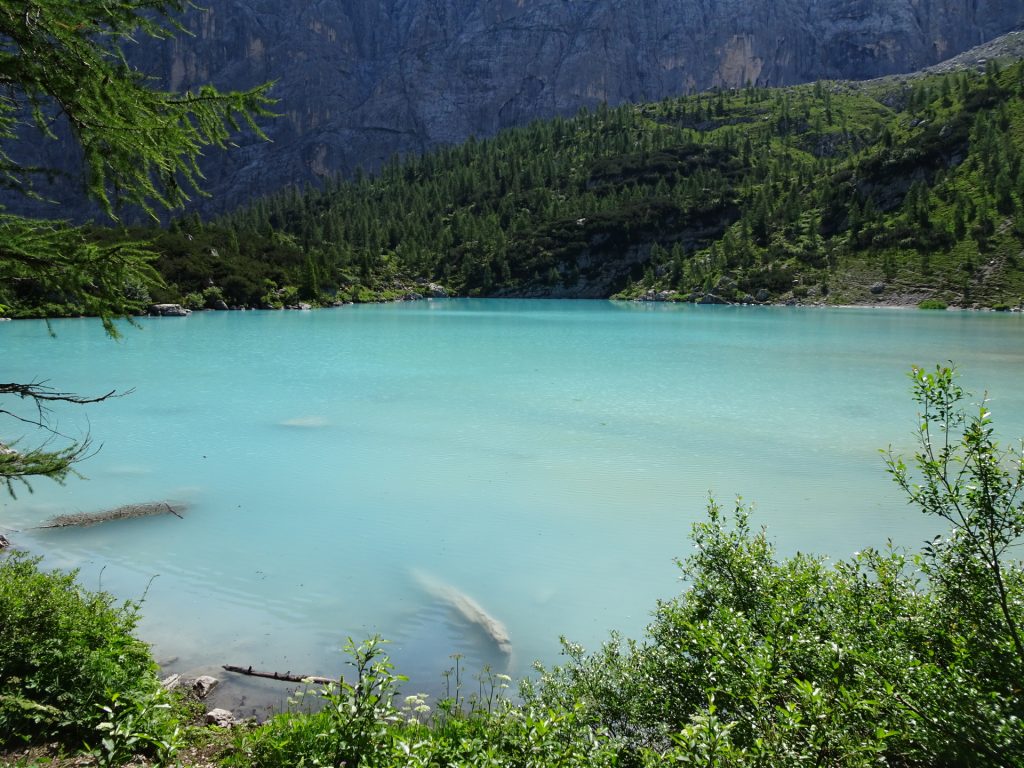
<box><xmin>222</xmin><ymin>664</ymin><xmax>334</xmax><ymax>685</ymax></box>
<box><xmin>36</xmin><ymin>501</ymin><xmax>187</xmax><ymax>529</ymax></box>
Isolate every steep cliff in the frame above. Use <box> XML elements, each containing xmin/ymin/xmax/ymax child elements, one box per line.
<box><xmin>20</xmin><ymin>0</ymin><xmax>1024</xmax><ymax>214</ymax></box>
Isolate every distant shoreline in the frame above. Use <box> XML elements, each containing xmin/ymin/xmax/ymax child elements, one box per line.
<box><xmin>3</xmin><ymin>294</ymin><xmax>1023</xmax><ymax>325</ymax></box>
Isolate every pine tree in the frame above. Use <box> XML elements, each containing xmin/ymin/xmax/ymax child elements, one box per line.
<box><xmin>0</xmin><ymin>0</ymin><xmax>273</xmax><ymax>494</ymax></box>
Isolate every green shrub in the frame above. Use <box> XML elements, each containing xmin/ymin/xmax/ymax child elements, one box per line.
<box><xmin>917</xmin><ymin>298</ymin><xmax>948</xmax><ymax>309</ymax></box>
<box><xmin>229</xmin><ymin>637</ymin><xmax>406</xmax><ymax>768</ymax></box>
<box><xmin>182</xmin><ymin>291</ymin><xmax>205</xmax><ymax>311</ymax></box>
<box><xmin>0</xmin><ymin>553</ymin><xmax>172</xmax><ymax>754</ymax></box>
<box><xmin>228</xmin><ymin>637</ymin><xmax>619</xmax><ymax>768</ymax></box>
<box><xmin>527</xmin><ymin>366</ymin><xmax>1024</xmax><ymax>766</ymax></box>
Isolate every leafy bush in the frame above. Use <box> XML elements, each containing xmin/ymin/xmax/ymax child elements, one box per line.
<box><xmin>528</xmin><ymin>365</ymin><xmax>1024</xmax><ymax>766</ymax></box>
<box><xmin>182</xmin><ymin>291</ymin><xmax>205</xmax><ymax>311</ymax></box>
<box><xmin>228</xmin><ymin>637</ymin><xmax>619</xmax><ymax>768</ymax></box>
<box><xmin>0</xmin><ymin>553</ymin><xmax>173</xmax><ymax>754</ymax></box>
<box><xmin>228</xmin><ymin>637</ymin><xmax>405</xmax><ymax>768</ymax></box>
<box><xmin>917</xmin><ymin>298</ymin><xmax>948</xmax><ymax>309</ymax></box>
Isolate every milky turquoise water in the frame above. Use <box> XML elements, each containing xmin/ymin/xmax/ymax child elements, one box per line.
<box><xmin>2</xmin><ymin>300</ymin><xmax>1024</xmax><ymax>706</ymax></box>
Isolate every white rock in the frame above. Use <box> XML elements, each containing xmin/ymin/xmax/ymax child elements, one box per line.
<box><xmin>205</xmin><ymin>708</ymin><xmax>236</xmax><ymax>727</ymax></box>
<box><xmin>160</xmin><ymin>673</ymin><xmax>182</xmax><ymax>691</ymax></box>
<box><xmin>193</xmin><ymin>675</ymin><xmax>220</xmax><ymax>699</ymax></box>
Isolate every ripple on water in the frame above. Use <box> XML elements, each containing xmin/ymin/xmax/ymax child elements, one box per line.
<box><xmin>3</xmin><ymin>301</ymin><xmax>1024</xmax><ymax>696</ymax></box>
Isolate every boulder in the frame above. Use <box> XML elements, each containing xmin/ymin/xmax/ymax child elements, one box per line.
<box><xmin>869</xmin><ymin>282</ymin><xmax>886</xmax><ymax>295</ymax></box>
<box><xmin>192</xmin><ymin>675</ymin><xmax>219</xmax><ymax>699</ymax></box>
<box><xmin>0</xmin><ymin>534</ymin><xmax>9</xmax><ymax>550</ymax></box>
<box><xmin>205</xmin><ymin>708</ymin><xmax>237</xmax><ymax>728</ymax></box>
<box><xmin>427</xmin><ymin>283</ymin><xmax>449</xmax><ymax>298</ymax></box>
<box><xmin>755</xmin><ymin>288</ymin><xmax>771</xmax><ymax>302</ymax></box>
<box><xmin>160</xmin><ymin>673</ymin><xmax>182</xmax><ymax>691</ymax></box>
<box><xmin>149</xmin><ymin>303</ymin><xmax>191</xmax><ymax>316</ymax></box>
<box><xmin>698</xmin><ymin>293</ymin><xmax>728</xmax><ymax>305</ymax></box>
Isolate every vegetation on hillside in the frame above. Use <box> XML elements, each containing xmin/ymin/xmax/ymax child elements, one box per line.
<box><xmin>18</xmin><ymin>58</ymin><xmax>1024</xmax><ymax>313</ymax></box>
<box><xmin>3</xmin><ymin>366</ymin><xmax>1023</xmax><ymax>766</ymax></box>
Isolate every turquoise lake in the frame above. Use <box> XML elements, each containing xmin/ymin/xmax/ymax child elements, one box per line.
<box><xmin>3</xmin><ymin>300</ymin><xmax>1024</xmax><ymax>711</ymax></box>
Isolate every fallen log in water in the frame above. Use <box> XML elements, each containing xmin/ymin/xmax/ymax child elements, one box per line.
<box><xmin>222</xmin><ymin>664</ymin><xmax>334</xmax><ymax>685</ymax></box>
<box><xmin>411</xmin><ymin>569</ymin><xmax>513</xmax><ymax>656</ymax></box>
<box><xmin>36</xmin><ymin>501</ymin><xmax>188</xmax><ymax>529</ymax></box>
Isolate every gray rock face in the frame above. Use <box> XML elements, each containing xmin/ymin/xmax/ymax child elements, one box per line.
<box><xmin>17</xmin><ymin>1</ymin><xmax>1024</xmax><ymax>215</ymax></box>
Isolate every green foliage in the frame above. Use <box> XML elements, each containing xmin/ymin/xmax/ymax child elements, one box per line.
<box><xmin>229</xmin><ymin>637</ymin><xmax>406</xmax><ymax>768</ymax></box>
<box><xmin>525</xmin><ymin>367</ymin><xmax>1024</xmax><ymax>766</ymax></box>
<box><xmin>91</xmin><ymin>60</ymin><xmax>1020</xmax><ymax>310</ymax></box>
<box><xmin>917</xmin><ymin>298</ymin><xmax>948</xmax><ymax>309</ymax></box>
<box><xmin>0</xmin><ymin>552</ymin><xmax>174</xmax><ymax>756</ymax></box>
<box><xmin>89</xmin><ymin>691</ymin><xmax>181</xmax><ymax>768</ymax></box>
<box><xmin>12</xmin><ymin>60</ymin><xmax>1024</xmax><ymax>311</ymax></box>
<box><xmin>0</xmin><ymin>1</ymin><xmax>273</xmax><ymax>216</ymax></box>
<box><xmin>0</xmin><ymin>216</ymin><xmax>159</xmax><ymax>334</ymax></box>
<box><xmin>228</xmin><ymin>638</ymin><xmax>618</xmax><ymax>768</ymax></box>
<box><xmin>886</xmin><ymin>365</ymin><xmax>1024</xmax><ymax>673</ymax></box>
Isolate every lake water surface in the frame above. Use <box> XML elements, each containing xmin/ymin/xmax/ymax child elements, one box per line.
<box><xmin>3</xmin><ymin>300</ymin><xmax>1023</xmax><ymax>710</ymax></box>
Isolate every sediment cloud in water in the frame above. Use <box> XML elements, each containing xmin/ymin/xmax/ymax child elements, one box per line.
<box><xmin>279</xmin><ymin>416</ymin><xmax>329</xmax><ymax>428</ymax></box>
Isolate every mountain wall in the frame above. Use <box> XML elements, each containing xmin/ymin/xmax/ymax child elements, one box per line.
<box><xmin>23</xmin><ymin>0</ymin><xmax>1024</xmax><ymax>214</ymax></box>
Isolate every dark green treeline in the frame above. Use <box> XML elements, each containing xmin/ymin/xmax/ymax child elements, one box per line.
<box><xmin>8</xmin><ymin>60</ymin><xmax>1024</xmax><ymax>315</ymax></box>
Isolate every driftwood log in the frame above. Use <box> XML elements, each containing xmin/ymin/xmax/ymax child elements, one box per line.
<box><xmin>36</xmin><ymin>501</ymin><xmax>187</xmax><ymax>529</ymax></box>
<box><xmin>222</xmin><ymin>665</ymin><xmax>334</xmax><ymax>685</ymax></box>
